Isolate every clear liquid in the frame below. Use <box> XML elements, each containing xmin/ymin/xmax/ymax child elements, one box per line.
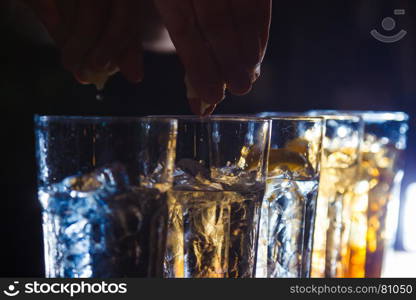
<box><xmin>163</xmin><ymin>189</ymin><xmax>264</xmax><ymax>278</ymax></box>
<box><xmin>40</xmin><ymin>184</ymin><xmax>167</xmax><ymax>278</ymax></box>
<box><xmin>256</xmin><ymin>177</ymin><xmax>318</xmax><ymax>278</ymax></box>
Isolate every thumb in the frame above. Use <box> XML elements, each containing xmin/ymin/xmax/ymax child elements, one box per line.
<box><xmin>185</xmin><ymin>75</ymin><xmax>221</xmax><ymax>116</ymax></box>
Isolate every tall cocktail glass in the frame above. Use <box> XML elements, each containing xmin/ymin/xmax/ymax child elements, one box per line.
<box><xmin>35</xmin><ymin>116</ymin><xmax>177</xmax><ymax>278</ymax></box>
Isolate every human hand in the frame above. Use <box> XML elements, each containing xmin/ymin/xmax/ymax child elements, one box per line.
<box><xmin>153</xmin><ymin>0</ymin><xmax>272</xmax><ymax>115</ymax></box>
<box><xmin>22</xmin><ymin>0</ymin><xmax>144</xmax><ymax>87</ymax></box>
<box><xmin>22</xmin><ymin>0</ymin><xmax>272</xmax><ymax>114</ymax></box>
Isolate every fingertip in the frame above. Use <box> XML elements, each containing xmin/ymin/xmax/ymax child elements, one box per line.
<box><xmin>198</xmin><ymin>84</ymin><xmax>226</xmax><ymax>105</ymax></box>
<box><xmin>201</xmin><ymin>104</ymin><xmax>217</xmax><ymax>116</ymax></box>
<box><xmin>73</xmin><ymin>71</ymin><xmax>90</xmax><ymax>85</ymax></box>
<box><xmin>187</xmin><ymin>97</ymin><xmax>218</xmax><ymax>116</ymax></box>
<box><xmin>228</xmin><ymin>78</ymin><xmax>252</xmax><ymax>96</ymax></box>
<box><xmin>250</xmin><ymin>64</ymin><xmax>262</xmax><ymax>84</ymax></box>
<box><xmin>184</xmin><ymin>75</ymin><xmax>226</xmax><ymax>105</ymax></box>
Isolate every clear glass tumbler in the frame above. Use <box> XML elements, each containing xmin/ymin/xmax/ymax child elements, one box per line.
<box><xmin>310</xmin><ymin>111</ymin><xmax>409</xmax><ymax>278</ymax></box>
<box><xmin>306</xmin><ymin>114</ymin><xmax>363</xmax><ymax>278</ymax></box>
<box><xmin>35</xmin><ymin>116</ymin><xmax>178</xmax><ymax>278</ymax></box>
<box><xmin>159</xmin><ymin>116</ymin><xmax>270</xmax><ymax>278</ymax></box>
<box><xmin>255</xmin><ymin>115</ymin><xmax>324</xmax><ymax>278</ymax></box>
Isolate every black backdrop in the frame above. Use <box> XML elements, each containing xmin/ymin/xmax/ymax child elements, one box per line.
<box><xmin>1</xmin><ymin>0</ymin><xmax>416</xmax><ymax>276</ymax></box>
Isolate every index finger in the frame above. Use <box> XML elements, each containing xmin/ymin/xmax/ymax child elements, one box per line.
<box><xmin>61</xmin><ymin>0</ymin><xmax>110</xmax><ymax>73</ymax></box>
<box><xmin>230</xmin><ymin>0</ymin><xmax>271</xmax><ymax>80</ymax></box>
<box><xmin>154</xmin><ymin>0</ymin><xmax>225</xmax><ymax>105</ymax></box>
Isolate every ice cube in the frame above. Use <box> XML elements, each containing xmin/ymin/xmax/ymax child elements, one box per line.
<box><xmin>41</xmin><ymin>163</ymin><xmax>130</xmax><ymax>277</ymax></box>
<box><xmin>176</xmin><ymin>158</ymin><xmax>210</xmax><ymax>179</ymax></box>
<box><xmin>41</xmin><ymin>163</ymin><xmax>168</xmax><ymax>278</ymax></box>
<box><xmin>263</xmin><ymin>177</ymin><xmax>318</xmax><ymax>278</ymax></box>
<box><xmin>174</xmin><ymin>159</ymin><xmax>222</xmax><ymax>191</ymax></box>
<box><xmin>61</xmin><ymin>163</ymin><xmax>129</xmax><ymax>194</ymax></box>
<box><xmin>173</xmin><ymin>158</ymin><xmax>263</xmax><ymax>193</ymax></box>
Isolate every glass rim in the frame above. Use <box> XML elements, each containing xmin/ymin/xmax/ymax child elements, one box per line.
<box><xmin>308</xmin><ymin>110</ymin><xmax>409</xmax><ymax>122</ymax></box>
<box><xmin>308</xmin><ymin>114</ymin><xmax>362</xmax><ymax>122</ymax></box>
<box><xmin>256</xmin><ymin>112</ymin><xmax>325</xmax><ymax>122</ymax></box>
<box><xmin>34</xmin><ymin>115</ymin><xmax>178</xmax><ymax>123</ymax></box>
<box><xmin>267</xmin><ymin>116</ymin><xmax>324</xmax><ymax>122</ymax></box>
<box><xmin>146</xmin><ymin>114</ymin><xmax>270</xmax><ymax>123</ymax></box>
<box><xmin>257</xmin><ymin>111</ymin><xmax>306</xmax><ymax>116</ymax></box>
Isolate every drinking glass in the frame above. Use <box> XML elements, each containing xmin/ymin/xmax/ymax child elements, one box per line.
<box><xmin>306</xmin><ymin>114</ymin><xmax>363</xmax><ymax>278</ymax></box>
<box><xmin>157</xmin><ymin>116</ymin><xmax>270</xmax><ymax>278</ymax></box>
<box><xmin>310</xmin><ymin>111</ymin><xmax>409</xmax><ymax>277</ymax></box>
<box><xmin>255</xmin><ymin>114</ymin><xmax>324</xmax><ymax>278</ymax></box>
<box><xmin>35</xmin><ymin>116</ymin><xmax>178</xmax><ymax>278</ymax></box>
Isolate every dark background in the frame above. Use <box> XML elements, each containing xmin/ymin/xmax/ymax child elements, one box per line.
<box><xmin>1</xmin><ymin>0</ymin><xmax>416</xmax><ymax>276</ymax></box>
